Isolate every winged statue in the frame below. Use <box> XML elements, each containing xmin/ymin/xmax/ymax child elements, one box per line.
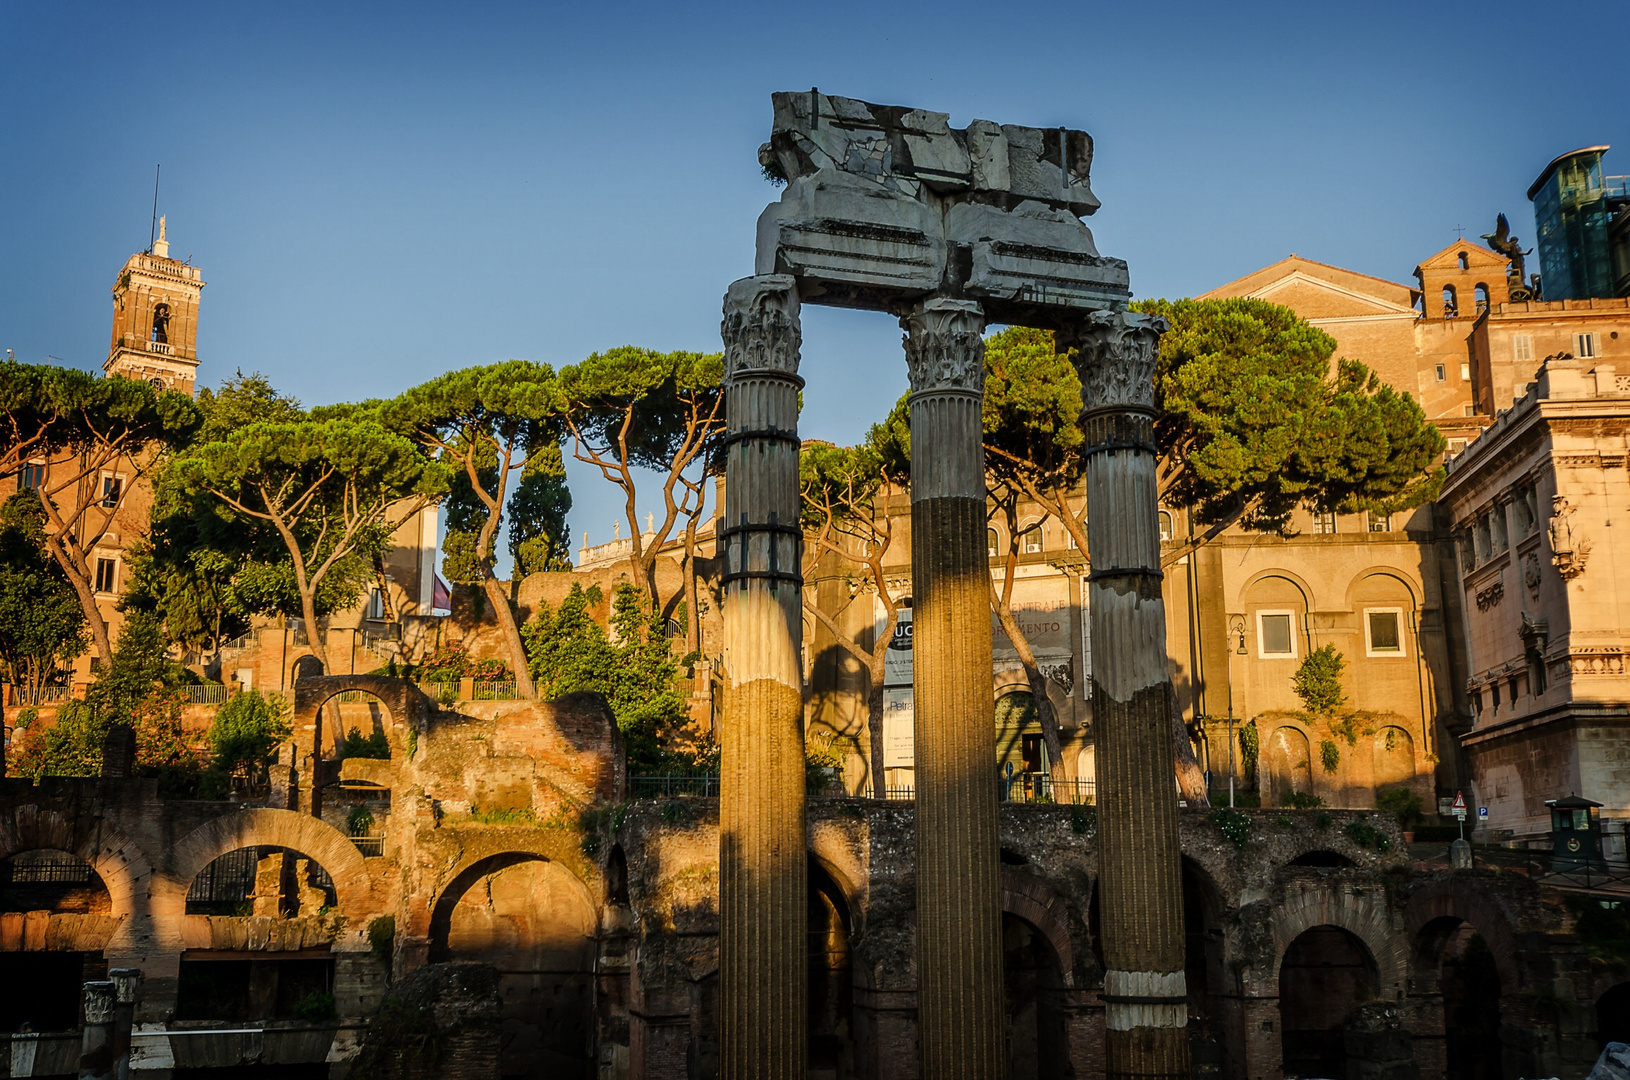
<box><xmin>1480</xmin><ymin>213</ymin><xmax>1535</xmax><ymax>297</ymax></box>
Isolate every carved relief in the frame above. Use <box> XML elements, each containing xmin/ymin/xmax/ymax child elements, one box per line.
<box><xmin>1564</xmin><ymin>649</ymin><xmax>1626</xmax><ymax>677</ymax></box>
<box><xmin>1475</xmin><ymin>582</ymin><xmax>1504</xmax><ymax>611</ymax></box>
<box><xmin>1058</xmin><ymin>309</ymin><xmax>1168</xmax><ymax>412</ymax></box>
<box><xmin>901</xmin><ymin>297</ymin><xmax>986</xmax><ymax>394</ymax></box>
<box><xmin>1547</xmin><ymin>495</ymin><xmax>1592</xmax><ymax>579</ymax></box>
<box><xmin>1523</xmin><ymin>552</ymin><xmax>1542</xmax><ymax>598</ymax></box>
<box><xmin>720</xmin><ymin>274</ymin><xmax>801</xmax><ymax>380</ymax></box>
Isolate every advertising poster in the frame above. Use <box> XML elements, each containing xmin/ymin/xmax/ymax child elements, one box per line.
<box><xmin>883</xmin><ymin>688</ymin><xmax>915</xmax><ymax>767</ymax></box>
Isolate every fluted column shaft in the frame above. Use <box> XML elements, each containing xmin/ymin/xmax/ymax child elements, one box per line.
<box><xmin>719</xmin><ymin>274</ymin><xmax>807</xmax><ymax>1080</ymax></box>
<box><xmin>1062</xmin><ymin>310</ymin><xmax>1190</xmax><ymax>1080</ymax></box>
<box><xmin>903</xmin><ymin>297</ymin><xmax>1005</xmax><ymax>1080</ymax></box>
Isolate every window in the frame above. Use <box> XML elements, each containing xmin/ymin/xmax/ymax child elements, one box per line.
<box><xmin>1365</xmin><ymin>609</ymin><xmax>1404</xmax><ymax>656</ymax></box>
<box><xmin>1257</xmin><ymin>611</ymin><xmax>1296</xmax><ymax>658</ymax></box>
<box><xmin>987</xmin><ymin>528</ymin><xmax>999</xmax><ymax>558</ymax></box>
<box><xmin>1475</xmin><ymin>284</ymin><xmax>1490</xmax><ymax>315</ymax></box>
<box><xmin>1435</xmin><ymin>364</ymin><xmax>1446</xmax><ymax>382</ymax></box>
<box><xmin>94</xmin><ymin>557</ymin><xmax>117</xmax><ymax>594</ymax></box>
<box><xmin>1513</xmin><ymin>334</ymin><xmax>1533</xmax><ymax>364</ymax></box>
<box><xmin>1157</xmin><ymin>510</ymin><xmax>1174</xmax><ymax>542</ymax></box>
<box><xmin>1464</xmin><ymin>404</ymin><xmax>1476</xmax><ymax>417</ymax></box>
<box><xmin>1442</xmin><ymin>285</ymin><xmax>1458</xmax><ymax>317</ymax></box>
<box><xmin>1458</xmin><ymin>252</ymin><xmax>1470</xmax><ymax>270</ymax></box>
<box><xmin>1313</xmin><ymin>511</ymin><xmax>1337</xmax><ymax>535</ymax></box>
<box><xmin>1367</xmin><ymin>511</ymin><xmax>1391</xmax><ymax>533</ymax></box>
<box><xmin>99</xmin><ymin>474</ymin><xmax>123</xmax><ymax>509</ymax></box>
<box><xmin>19</xmin><ymin>462</ymin><xmax>45</xmax><ymax>490</ymax></box>
<box><xmin>1020</xmin><ymin>525</ymin><xmax>1043</xmax><ymax>554</ymax></box>
<box><xmin>1447</xmin><ymin>438</ymin><xmax>1467</xmax><ymax>456</ymax></box>
<box><xmin>366</xmin><ymin>589</ymin><xmax>386</xmax><ymax>621</ymax></box>
<box><xmin>1460</xmin><ymin>362</ymin><xmax>1471</xmax><ymax>380</ymax></box>
<box><xmin>1576</xmin><ymin>332</ymin><xmax>1598</xmax><ymax>359</ymax></box>
<box><xmin>150</xmin><ymin>302</ymin><xmax>170</xmax><ymax>344</ymax></box>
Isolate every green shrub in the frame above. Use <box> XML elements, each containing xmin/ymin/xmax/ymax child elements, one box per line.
<box><xmin>209</xmin><ymin>689</ymin><xmax>291</xmax><ymax>787</ymax></box>
<box><xmin>1319</xmin><ymin>739</ymin><xmax>1341</xmax><ymax>773</ymax></box>
<box><xmin>338</xmin><ymin>727</ymin><xmax>390</xmax><ymax>760</ymax></box>
<box><xmin>1281</xmin><ymin>790</ymin><xmax>1325</xmax><ymax>810</ymax></box>
<box><xmin>1294</xmin><ymin>645</ymin><xmax>1347</xmax><ymax>715</ymax></box>
<box><xmin>1208</xmin><ymin>807</ymin><xmax>1252</xmax><ymax>850</ymax></box>
<box><xmin>1343</xmin><ymin>819</ymin><xmax>1393</xmax><ymax>852</ymax></box>
<box><xmin>293</xmin><ymin>990</ymin><xmax>337</xmax><ymax>1023</ymax></box>
<box><xmin>1239</xmin><ymin>720</ymin><xmax>1259</xmax><ymax>780</ymax></box>
<box><xmin>1069</xmin><ymin>806</ymin><xmax>1093</xmax><ymax>835</ymax></box>
<box><xmin>346</xmin><ymin>805</ymin><xmax>376</xmax><ymax>836</ymax></box>
<box><xmin>1314</xmin><ymin>811</ymin><xmax>1334</xmax><ymax>830</ymax></box>
<box><xmin>13</xmin><ymin>707</ymin><xmax>37</xmax><ymax>731</ymax></box>
<box><xmin>367</xmin><ymin>915</ymin><xmax>395</xmax><ymax>964</ymax></box>
<box><xmin>1376</xmin><ymin>787</ymin><xmax>1424</xmax><ymax>828</ymax></box>
<box><xmin>468</xmin><ymin>805</ymin><xmax>537</xmax><ymax>826</ymax></box>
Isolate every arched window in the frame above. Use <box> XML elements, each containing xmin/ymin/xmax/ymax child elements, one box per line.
<box><xmin>150</xmin><ymin>303</ymin><xmax>170</xmax><ymax>344</ymax></box>
<box><xmin>1158</xmin><ymin>510</ymin><xmax>1174</xmax><ymax>542</ymax></box>
<box><xmin>1442</xmin><ymin>285</ymin><xmax>1458</xmax><ymax>317</ymax></box>
<box><xmin>1458</xmin><ymin>251</ymin><xmax>1470</xmax><ymax>270</ymax></box>
<box><xmin>1475</xmin><ymin>283</ymin><xmax>1490</xmax><ymax>314</ymax></box>
<box><xmin>987</xmin><ymin>528</ymin><xmax>999</xmax><ymax>558</ymax></box>
<box><xmin>1020</xmin><ymin>524</ymin><xmax>1043</xmax><ymax>554</ymax></box>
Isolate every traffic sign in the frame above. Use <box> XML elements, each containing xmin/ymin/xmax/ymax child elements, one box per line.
<box><xmin>1452</xmin><ymin>790</ymin><xmax>1467</xmax><ymax>819</ymax></box>
<box><xmin>1478</xmin><ymin>806</ymin><xmax>1489</xmax><ymax>820</ymax></box>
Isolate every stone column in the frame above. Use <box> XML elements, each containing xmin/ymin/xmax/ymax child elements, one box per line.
<box><xmin>718</xmin><ymin>274</ymin><xmax>807</xmax><ymax>1080</ymax></box>
<box><xmin>902</xmin><ymin>297</ymin><xmax>1005</xmax><ymax>1080</ymax></box>
<box><xmin>79</xmin><ymin>980</ymin><xmax>116</xmax><ymax>1080</ymax></box>
<box><xmin>1060</xmin><ymin>309</ymin><xmax>1191</xmax><ymax>1080</ymax></box>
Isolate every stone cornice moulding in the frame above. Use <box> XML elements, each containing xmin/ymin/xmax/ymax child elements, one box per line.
<box><xmin>1249</xmin><ymin>270</ymin><xmax>1419</xmax><ymax>317</ymax></box>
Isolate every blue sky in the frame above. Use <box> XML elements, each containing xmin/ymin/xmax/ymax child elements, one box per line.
<box><xmin>4</xmin><ymin>1</ymin><xmax>1626</xmax><ymax>560</ymax></box>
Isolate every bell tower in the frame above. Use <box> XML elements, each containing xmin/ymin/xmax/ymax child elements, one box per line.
<box><xmin>106</xmin><ymin>216</ymin><xmax>205</xmax><ymax>394</ymax></box>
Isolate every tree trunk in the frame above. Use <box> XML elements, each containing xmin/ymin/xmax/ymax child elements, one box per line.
<box><xmin>683</xmin><ymin>517</ymin><xmax>700</xmax><ymax>655</ymax></box>
<box><xmin>34</xmin><ymin>497</ymin><xmax>113</xmax><ymax>668</ymax></box>
<box><xmin>483</xmin><ymin>576</ymin><xmax>537</xmax><ymax>699</ymax></box>
<box><xmin>296</xmin><ymin>586</ymin><xmax>330</xmax><ymax>673</ymax></box>
<box><xmin>991</xmin><ymin>590</ymin><xmax>1074</xmax><ymax>802</ymax></box>
<box><xmin>1171</xmin><ymin>689</ymin><xmax>1210</xmax><ymax>805</ymax></box>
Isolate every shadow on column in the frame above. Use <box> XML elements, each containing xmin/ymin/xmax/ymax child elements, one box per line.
<box><xmin>810</xmin><ymin>860</ymin><xmax>855</xmax><ymax>1080</ymax></box>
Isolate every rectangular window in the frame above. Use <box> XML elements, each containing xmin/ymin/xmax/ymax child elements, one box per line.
<box><xmin>1365</xmin><ymin>609</ymin><xmax>1404</xmax><ymax>656</ymax></box>
<box><xmin>99</xmin><ymin>474</ymin><xmax>123</xmax><ymax>509</ymax></box>
<box><xmin>1448</xmin><ymin>439</ymin><xmax>1467</xmax><ymax>456</ymax></box>
<box><xmin>94</xmin><ymin>557</ymin><xmax>117</xmax><ymax>594</ymax></box>
<box><xmin>1460</xmin><ymin>362</ymin><xmax>1471</xmax><ymax>381</ymax></box>
<box><xmin>1313</xmin><ymin>510</ymin><xmax>1337</xmax><ymax>534</ymax></box>
<box><xmin>1021</xmin><ymin>527</ymin><xmax>1043</xmax><ymax>554</ymax></box>
<box><xmin>1464</xmin><ymin>405</ymin><xmax>1477</xmax><ymax>417</ymax></box>
<box><xmin>1368</xmin><ymin>511</ymin><xmax>1392</xmax><ymax>533</ymax></box>
<box><xmin>366</xmin><ymin>589</ymin><xmax>385</xmax><ymax>621</ymax></box>
<box><xmin>1158</xmin><ymin>511</ymin><xmax>1174</xmax><ymax>542</ymax></box>
<box><xmin>1435</xmin><ymin>364</ymin><xmax>1446</xmax><ymax>382</ymax></box>
<box><xmin>1576</xmin><ymin>332</ymin><xmax>1598</xmax><ymax>359</ymax></box>
<box><xmin>19</xmin><ymin>462</ymin><xmax>45</xmax><ymax>490</ymax></box>
<box><xmin>1257</xmin><ymin>611</ymin><xmax>1295</xmax><ymax>658</ymax></box>
<box><xmin>1513</xmin><ymin>334</ymin><xmax>1533</xmax><ymax>364</ymax></box>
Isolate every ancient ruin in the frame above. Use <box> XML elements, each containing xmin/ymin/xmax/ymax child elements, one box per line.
<box><xmin>721</xmin><ymin>91</ymin><xmax>1183</xmax><ymax>1080</ymax></box>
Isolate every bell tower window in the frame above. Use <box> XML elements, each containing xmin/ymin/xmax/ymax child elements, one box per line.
<box><xmin>1441</xmin><ymin>285</ymin><xmax>1458</xmax><ymax>318</ymax></box>
<box><xmin>151</xmin><ymin>303</ymin><xmax>170</xmax><ymax>344</ymax></box>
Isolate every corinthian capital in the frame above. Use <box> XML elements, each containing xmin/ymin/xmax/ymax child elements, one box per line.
<box><xmin>901</xmin><ymin>297</ymin><xmax>986</xmax><ymax>395</ymax></box>
<box><xmin>721</xmin><ymin>274</ymin><xmax>801</xmax><ymax>381</ymax></box>
<box><xmin>1058</xmin><ymin>309</ymin><xmax>1167</xmax><ymax>413</ymax></box>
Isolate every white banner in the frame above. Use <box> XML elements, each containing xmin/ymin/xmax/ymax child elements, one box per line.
<box><xmin>883</xmin><ymin>688</ymin><xmax>915</xmax><ymax>767</ymax></box>
<box><xmin>883</xmin><ymin>607</ymin><xmax>913</xmax><ymax>687</ymax></box>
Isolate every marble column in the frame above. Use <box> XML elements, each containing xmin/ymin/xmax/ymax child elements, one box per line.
<box><xmin>1060</xmin><ymin>309</ymin><xmax>1191</xmax><ymax>1080</ymax></box>
<box><xmin>903</xmin><ymin>296</ymin><xmax>1006</xmax><ymax>1080</ymax></box>
<box><xmin>718</xmin><ymin>274</ymin><xmax>807</xmax><ymax>1080</ymax></box>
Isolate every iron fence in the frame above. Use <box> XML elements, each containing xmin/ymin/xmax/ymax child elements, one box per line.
<box><xmin>1001</xmin><ymin>773</ymin><xmax>1095</xmax><ymax>805</ymax></box>
<box><xmin>419</xmin><ymin>681</ymin><xmax>459</xmax><ymax>702</ymax></box>
<box><xmin>184</xmin><ymin>684</ymin><xmax>228</xmax><ymax>705</ymax></box>
<box><xmin>2</xmin><ymin>850</ymin><xmax>94</xmax><ymax>885</ymax></box>
<box><xmin>349</xmin><ymin>836</ymin><xmax>384</xmax><ymax>858</ymax></box>
<box><xmin>1411</xmin><ymin>838</ymin><xmax>1630</xmax><ymax>891</ymax></box>
<box><xmin>471</xmin><ymin>681</ymin><xmax>519</xmax><ymax>701</ymax></box>
<box><xmin>630</xmin><ymin>774</ymin><xmax>719</xmax><ymax>799</ymax></box>
<box><xmin>12</xmin><ymin>685</ymin><xmax>69</xmax><ymax>706</ymax></box>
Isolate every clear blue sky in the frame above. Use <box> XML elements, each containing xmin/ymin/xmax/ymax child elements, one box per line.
<box><xmin>4</xmin><ymin>1</ymin><xmax>1626</xmax><ymax>559</ymax></box>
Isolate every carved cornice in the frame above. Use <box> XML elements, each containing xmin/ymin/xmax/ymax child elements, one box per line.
<box><xmin>721</xmin><ymin>274</ymin><xmax>801</xmax><ymax>382</ymax></box>
<box><xmin>1058</xmin><ymin>309</ymin><xmax>1167</xmax><ymax>413</ymax></box>
<box><xmin>901</xmin><ymin>297</ymin><xmax>985</xmax><ymax>395</ymax></box>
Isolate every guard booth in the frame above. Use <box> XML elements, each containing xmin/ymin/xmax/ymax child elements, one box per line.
<box><xmin>1548</xmin><ymin>795</ymin><xmax>1604</xmax><ymax>871</ymax></box>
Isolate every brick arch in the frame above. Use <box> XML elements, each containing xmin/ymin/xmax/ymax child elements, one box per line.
<box><xmin>426</xmin><ymin>849</ymin><xmax>596</xmax><ymax>961</ymax></box>
<box><xmin>808</xmin><ymin>839</ymin><xmax>864</xmax><ymax>933</ymax></box>
<box><xmin>1404</xmin><ymin>879</ymin><xmax>1522</xmax><ymax>992</ymax></box>
<box><xmin>1267</xmin><ymin>887</ymin><xmax>1408</xmax><ymax>994</ymax></box>
<box><xmin>169</xmin><ymin>808</ymin><xmax>372</xmax><ymax>914</ymax></box>
<box><xmin>1001</xmin><ymin>867</ymin><xmax>1076</xmax><ymax>986</ymax></box>
<box><xmin>0</xmin><ymin>805</ymin><xmax>152</xmax><ymax>921</ymax></box>
<box><xmin>292</xmin><ymin>674</ymin><xmax>431</xmax><ymax>733</ymax></box>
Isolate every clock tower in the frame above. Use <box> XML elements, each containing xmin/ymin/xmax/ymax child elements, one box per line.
<box><xmin>106</xmin><ymin>216</ymin><xmax>205</xmax><ymax>394</ymax></box>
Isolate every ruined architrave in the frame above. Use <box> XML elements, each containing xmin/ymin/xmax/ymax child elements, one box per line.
<box><xmin>718</xmin><ymin>275</ymin><xmax>808</xmax><ymax>1080</ymax></box>
<box><xmin>726</xmin><ymin>91</ymin><xmax>1172</xmax><ymax>1078</ymax></box>
<box><xmin>1062</xmin><ymin>310</ymin><xmax>1190</xmax><ymax>1080</ymax></box>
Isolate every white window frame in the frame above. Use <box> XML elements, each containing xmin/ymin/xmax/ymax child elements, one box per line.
<box><xmin>1576</xmin><ymin>332</ymin><xmax>1598</xmax><ymax>359</ymax></box>
<box><xmin>1435</xmin><ymin>364</ymin><xmax>1446</xmax><ymax>382</ymax></box>
<box><xmin>1460</xmin><ymin>362</ymin><xmax>1471</xmax><ymax>381</ymax></box>
<box><xmin>1364</xmin><ymin>607</ymin><xmax>1407</xmax><ymax>658</ymax></box>
<box><xmin>1313</xmin><ymin>510</ymin><xmax>1337</xmax><ymax>535</ymax></box>
<box><xmin>1256</xmin><ymin>610</ymin><xmax>1297</xmax><ymax>659</ymax></box>
<box><xmin>1368</xmin><ymin>511</ymin><xmax>1392</xmax><ymax>533</ymax></box>
<box><xmin>1018</xmin><ymin>521</ymin><xmax>1044</xmax><ymax>554</ymax></box>
<box><xmin>987</xmin><ymin>528</ymin><xmax>1000</xmax><ymax>558</ymax></box>
<box><xmin>98</xmin><ymin>470</ymin><xmax>126</xmax><ymax>509</ymax></box>
<box><xmin>1157</xmin><ymin>510</ymin><xmax>1174</xmax><ymax>542</ymax></box>
<box><xmin>1513</xmin><ymin>334</ymin><xmax>1533</xmax><ymax>364</ymax></box>
<box><xmin>93</xmin><ymin>554</ymin><xmax>119</xmax><ymax>596</ymax></box>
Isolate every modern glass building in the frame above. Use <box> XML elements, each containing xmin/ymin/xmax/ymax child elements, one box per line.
<box><xmin>1528</xmin><ymin>146</ymin><xmax>1630</xmax><ymax>300</ymax></box>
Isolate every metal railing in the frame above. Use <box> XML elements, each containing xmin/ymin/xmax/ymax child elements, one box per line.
<box><xmin>12</xmin><ymin>685</ymin><xmax>69</xmax><ymax>706</ymax></box>
<box><xmin>350</xmin><ymin>836</ymin><xmax>384</xmax><ymax>857</ymax></box>
<box><xmin>630</xmin><ymin>774</ymin><xmax>719</xmax><ymax>799</ymax></box>
<box><xmin>418</xmin><ymin>681</ymin><xmax>459</xmax><ymax>702</ymax></box>
<box><xmin>184</xmin><ymin>684</ymin><xmax>228</xmax><ymax>705</ymax></box>
<box><xmin>1001</xmin><ymin>773</ymin><xmax>1095</xmax><ymax>805</ymax></box>
<box><xmin>471</xmin><ymin>681</ymin><xmax>519</xmax><ymax>701</ymax></box>
<box><xmin>1412</xmin><ymin>838</ymin><xmax>1630</xmax><ymax>892</ymax></box>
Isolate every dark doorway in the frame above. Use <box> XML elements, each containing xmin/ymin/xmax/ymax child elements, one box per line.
<box><xmin>1004</xmin><ymin>913</ymin><xmax>1067</xmax><ymax>1080</ymax></box>
<box><xmin>1279</xmin><ymin>925</ymin><xmax>1378</xmax><ymax>1079</ymax></box>
<box><xmin>1599</xmin><ymin>983</ymin><xmax>1630</xmax><ymax>1048</ymax></box>
<box><xmin>0</xmin><ymin>951</ymin><xmax>98</xmax><ymax>1032</ymax></box>
<box><xmin>1442</xmin><ymin>928</ymin><xmax>1503</xmax><ymax>1080</ymax></box>
<box><xmin>809</xmin><ymin>862</ymin><xmax>854</xmax><ymax>1079</ymax></box>
<box><xmin>1184</xmin><ymin>860</ymin><xmax>1230</xmax><ymax>1080</ymax></box>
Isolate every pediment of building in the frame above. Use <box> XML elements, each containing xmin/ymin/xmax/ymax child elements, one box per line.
<box><xmin>1201</xmin><ymin>256</ymin><xmax>1416</xmax><ymax>320</ymax></box>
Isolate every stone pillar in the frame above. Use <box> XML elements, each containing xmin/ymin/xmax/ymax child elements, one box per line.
<box><xmin>79</xmin><ymin>980</ymin><xmax>116</xmax><ymax>1080</ymax></box>
<box><xmin>902</xmin><ymin>296</ymin><xmax>1005</xmax><ymax>1080</ymax></box>
<box><xmin>718</xmin><ymin>274</ymin><xmax>807</xmax><ymax>1080</ymax></box>
<box><xmin>109</xmin><ymin>968</ymin><xmax>138</xmax><ymax>1080</ymax></box>
<box><xmin>1061</xmin><ymin>310</ymin><xmax>1191</xmax><ymax>1080</ymax></box>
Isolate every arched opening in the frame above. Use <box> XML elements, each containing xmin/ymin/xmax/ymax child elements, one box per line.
<box><xmin>1475</xmin><ymin>283</ymin><xmax>1490</xmax><ymax>315</ymax></box>
<box><xmin>151</xmin><ymin>302</ymin><xmax>170</xmax><ymax>343</ymax></box>
<box><xmin>988</xmin><ymin>527</ymin><xmax>1000</xmax><ymax>558</ymax></box>
<box><xmin>1004</xmin><ymin>911</ymin><xmax>1067</xmax><ymax>1080</ymax></box>
<box><xmin>1265</xmin><ymin>726</ymin><xmax>1313</xmax><ymax>806</ymax></box>
<box><xmin>324</xmin><ymin>689</ymin><xmax>393</xmax><ymax>761</ymax></box>
<box><xmin>1159</xmin><ymin>509</ymin><xmax>1175</xmax><ymax>542</ymax></box>
<box><xmin>0</xmin><ymin>849</ymin><xmax>110</xmax><ymax>1034</ymax></box>
<box><xmin>1443</xmin><ymin>284</ymin><xmax>1459</xmax><ymax>317</ymax></box>
<box><xmin>1019</xmin><ymin>523</ymin><xmax>1044</xmax><ymax>554</ymax></box>
<box><xmin>1414</xmin><ymin>915</ymin><xmax>1504</xmax><ymax>1079</ymax></box>
<box><xmin>1599</xmin><ymin>982</ymin><xmax>1630</xmax><ymax>1048</ymax></box>
<box><xmin>429</xmin><ymin>853</ymin><xmax>595</xmax><ymax>1078</ymax></box>
<box><xmin>1184</xmin><ymin>858</ymin><xmax>1233</xmax><ymax>1079</ymax></box>
<box><xmin>1458</xmin><ymin>252</ymin><xmax>1470</xmax><ymax>271</ymax></box>
<box><xmin>809</xmin><ymin>861</ymin><xmax>854</xmax><ymax>1079</ymax></box>
<box><xmin>1287</xmin><ymin>850</ymin><xmax>1356</xmax><ymax>868</ymax></box>
<box><xmin>186</xmin><ymin>846</ymin><xmax>337</xmax><ymax>918</ymax></box>
<box><xmin>1279</xmin><ymin>925</ymin><xmax>1379</xmax><ymax>1079</ymax></box>
<box><xmin>995</xmin><ymin>691</ymin><xmax>1045</xmax><ymax>790</ymax></box>
<box><xmin>1374</xmin><ymin>727</ymin><xmax>1415</xmax><ymax>789</ymax></box>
